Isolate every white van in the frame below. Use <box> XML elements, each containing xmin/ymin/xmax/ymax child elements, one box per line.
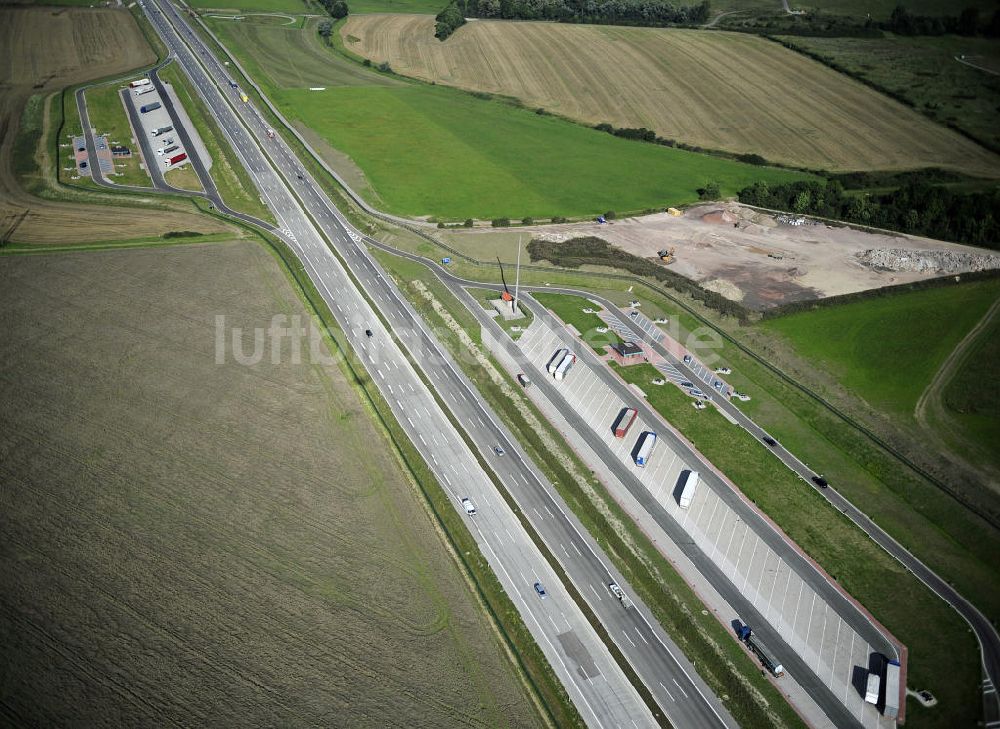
<box><xmin>461</xmin><ymin>498</ymin><xmax>476</xmax><ymax>515</ymax></box>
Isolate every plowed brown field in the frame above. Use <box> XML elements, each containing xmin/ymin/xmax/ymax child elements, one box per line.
<box><xmin>342</xmin><ymin>15</ymin><xmax>1000</xmax><ymax>177</ymax></box>
<box><xmin>0</xmin><ymin>7</ymin><xmax>233</xmax><ymax>244</ymax></box>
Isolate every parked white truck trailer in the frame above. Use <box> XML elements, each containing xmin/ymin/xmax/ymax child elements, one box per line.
<box><xmin>634</xmin><ymin>432</ymin><xmax>656</xmax><ymax>467</ymax></box>
<box><xmin>129</xmin><ymin>78</ymin><xmax>152</xmax><ymax>88</ymax></box>
<box><xmin>883</xmin><ymin>659</ymin><xmax>901</xmax><ymax>719</ymax></box>
<box><xmin>678</xmin><ymin>470</ymin><xmax>699</xmax><ymax>508</ymax></box>
<box><xmin>554</xmin><ymin>353</ymin><xmax>576</xmax><ymax>381</ymax></box>
<box><xmin>547</xmin><ymin>348</ymin><xmax>568</xmax><ymax>375</ymax></box>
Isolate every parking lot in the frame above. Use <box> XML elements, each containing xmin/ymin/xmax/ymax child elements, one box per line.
<box><xmin>510</xmin><ymin>309</ymin><xmax>899</xmax><ymax>729</ymax></box>
<box><xmin>122</xmin><ymin>82</ymin><xmax>191</xmax><ymax>172</ymax></box>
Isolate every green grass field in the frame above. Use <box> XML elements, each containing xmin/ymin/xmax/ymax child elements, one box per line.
<box><xmin>207</xmin><ymin>17</ymin><xmax>811</xmax><ymax>220</ymax></box>
<box><xmin>187</xmin><ymin>0</ymin><xmax>312</xmax><ymax>14</ymax></box>
<box><xmin>714</xmin><ymin>0</ymin><xmax>996</xmax><ymax>17</ymax></box>
<box><xmin>84</xmin><ymin>84</ymin><xmax>152</xmax><ymax>187</ymax></box>
<box><xmin>351</xmin><ymin>0</ymin><xmax>446</xmax><ymax>12</ymax></box>
<box><xmin>758</xmin><ymin>279</ymin><xmax>1000</xmax><ymax>417</ymax></box>
<box><xmin>779</xmin><ymin>34</ymin><xmax>1000</xmax><ymax>153</ymax></box>
<box><xmin>280</xmin><ymin>84</ymin><xmax>809</xmax><ymax>219</ymax></box>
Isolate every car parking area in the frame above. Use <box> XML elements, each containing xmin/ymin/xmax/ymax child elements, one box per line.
<box><xmin>121</xmin><ymin>82</ymin><xmax>190</xmax><ymax>172</ymax></box>
<box><xmin>514</xmin><ymin>310</ymin><xmax>898</xmax><ymax>729</ymax></box>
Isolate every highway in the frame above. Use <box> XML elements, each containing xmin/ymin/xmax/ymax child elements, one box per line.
<box><xmin>135</xmin><ymin>0</ymin><xmax>740</xmax><ymax>726</ymax></box>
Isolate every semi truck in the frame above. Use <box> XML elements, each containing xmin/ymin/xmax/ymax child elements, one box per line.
<box><xmin>129</xmin><ymin>78</ymin><xmax>152</xmax><ymax>88</ymax></box>
<box><xmin>134</xmin><ymin>85</ymin><xmax>155</xmax><ymax>97</ymax></box>
<box><xmin>554</xmin><ymin>353</ymin><xmax>576</xmax><ymax>381</ymax></box>
<box><xmin>151</xmin><ymin>125</ymin><xmax>173</xmax><ymax>137</ymax></box>
<box><xmin>613</xmin><ymin>408</ymin><xmax>637</xmax><ymax>438</ymax></box>
<box><xmin>678</xmin><ymin>470</ymin><xmax>699</xmax><ymax>508</ymax></box>
<box><xmin>159</xmin><ymin>145</ymin><xmax>179</xmax><ymax>156</ymax></box>
<box><xmin>139</xmin><ymin>102</ymin><xmax>161</xmax><ymax>114</ymax></box>
<box><xmin>634</xmin><ymin>432</ymin><xmax>656</xmax><ymax>467</ymax></box>
<box><xmin>737</xmin><ymin>625</ymin><xmax>784</xmax><ymax>677</ymax></box>
<box><xmin>883</xmin><ymin>659</ymin><xmax>901</xmax><ymax>719</ymax></box>
<box><xmin>547</xmin><ymin>348</ymin><xmax>568</xmax><ymax>375</ymax></box>
<box><xmin>165</xmin><ymin>152</ymin><xmax>187</xmax><ymax>166</ymax></box>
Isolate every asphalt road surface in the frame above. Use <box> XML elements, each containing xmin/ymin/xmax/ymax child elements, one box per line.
<box><xmin>134</xmin><ymin>0</ymin><xmax>742</xmax><ymax>726</ymax></box>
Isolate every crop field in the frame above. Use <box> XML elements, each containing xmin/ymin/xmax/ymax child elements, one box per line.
<box><xmin>777</xmin><ymin>34</ymin><xmax>1000</xmax><ymax>154</ymax></box>
<box><xmin>0</xmin><ymin>242</ymin><xmax>542</xmax><ymax>727</ymax></box>
<box><xmin>341</xmin><ymin>15</ymin><xmax>1000</xmax><ymax>178</ymax></box>
<box><xmin>209</xmin><ymin>17</ymin><xmax>808</xmax><ymax>219</ymax></box>
<box><xmin>758</xmin><ymin>278</ymin><xmax>1000</xmax><ymax>418</ymax></box>
<box><xmin>0</xmin><ymin>6</ymin><xmax>232</xmax><ymax>244</ymax></box>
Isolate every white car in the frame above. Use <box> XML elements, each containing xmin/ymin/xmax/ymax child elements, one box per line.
<box><xmin>582</xmin><ymin>307</ymin><xmax>596</xmax><ymax>314</ymax></box>
<box><xmin>595</xmin><ymin>326</ymin><xmax>609</xmax><ymax>333</ymax></box>
<box><xmin>461</xmin><ymin>498</ymin><xmax>476</xmax><ymax>515</ymax></box>
<box><xmin>629</xmin><ymin>300</ymin><xmax>641</xmax><ymax>307</ymax></box>
<box><xmin>653</xmin><ymin>317</ymin><xmax>668</xmax><ymax>324</ymax></box>
<box><xmin>651</xmin><ymin>378</ymin><xmax>666</xmax><ymax>386</ymax></box>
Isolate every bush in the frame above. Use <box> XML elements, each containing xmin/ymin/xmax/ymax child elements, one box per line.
<box><xmin>603</xmin><ymin>210</ymin><xmax>616</xmax><ymax>220</ymax></box>
<box><xmin>491</xmin><ymin>218</ymin><xmax>511</xmax><ymax>227</ymax></box>
<box><xmin>698</xmin><ymin>181</ymin><xmax>720</xmax><ymax>201</ymax></box>
<box><xmin>552</xmin><ymin>216</ymin><xmax>568</xmax><ymax>224</ymax></box>
<box><xmin>522</xmin><ymin>217</ymin><xmax>534</xmax><ymax>226</ymax></box>
<box><xmin>162</xmin><ymin>231</ymin><xmax>203</xmax><ymax>239</ymax></box>
<box><xmin>377</xmin><ymin>61</ymin><xmax>392</xmax><ymax>73</ymax></box>
<box><xmin>435</xmin><ymin>2</ymin><xmax>466</xmax><ymax>40</ymax></box>
<box><xmin>463</xmin><ymin>218</ymin><xmax>474</xmax><ymax>228</ymax></box>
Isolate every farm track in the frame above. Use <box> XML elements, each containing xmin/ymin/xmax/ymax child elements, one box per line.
<box><xmin>914</xmin><ymin>296</ymin><xmax>1000</xmax><ymax>494</ymax></box>
<box><xmin>342</xmin><ymin>15</ymin><xmax>1000</xmax><ymax>177</ymax></box>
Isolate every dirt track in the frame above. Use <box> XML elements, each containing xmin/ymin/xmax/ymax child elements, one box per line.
<box><xmin>0</xmin><ymin>7</ymin><xmax>233</xmax><ymax>244</ymax></box>
<box><xmin>523</xmin><ymin>203</ymin><xmax>997</xmax><ymax>308</ymax></box>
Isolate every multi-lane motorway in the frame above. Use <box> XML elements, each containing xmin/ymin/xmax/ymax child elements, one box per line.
<box><xmin>133</xmin><ymin>0</ymin><xmax>746</xmax><ymax>726</ymax></box>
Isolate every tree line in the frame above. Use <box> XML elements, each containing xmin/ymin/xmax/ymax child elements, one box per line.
<box><xmin>738</xmin><ymin>177</ymin><xmax>1000</xmax><ymax>250</ymax></box>
<box><xmin>436</xmin><ymin>0</ymin><xmax>709</xmax><ymax>39</ymax></box>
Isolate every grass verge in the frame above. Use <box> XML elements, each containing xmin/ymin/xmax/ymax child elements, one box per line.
<box><xmin>532</xmin><ymin>292</ymin><xmax>623</xmax><ymax>351</ymax></box>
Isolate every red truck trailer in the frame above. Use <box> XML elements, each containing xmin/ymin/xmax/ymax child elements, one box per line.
<box><xmin>614</xmin><ymin>408</ymin><xmax>638</xmax><ymax>438</ymax></box>
<box><xmin>165</xmin><ymin>152</ymin><xmax>187</xmax><ymax>166</ymax></box>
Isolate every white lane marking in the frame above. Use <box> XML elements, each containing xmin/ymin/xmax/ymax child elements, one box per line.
<box><xmin>672</xmin><ymin>678</ymin><xmax>689</xmax><ymax>699</ymax></box>
<box><xmin>589</xmin><ymin>583</ymin><xmax>603</xmax><ymax>601</ymax></box>
<box><xmin>623</xmin><ymin>631</ymin><xmax>636</xmax><ymax>648</ymax></box>
<box><xmin>635</xmin><ymin>627</ymin><xmax>649</xmax><ymax>645</ymax></box>
<box><xmin>658</xmin><ymin>681</ymin><xmax>675</xmax><ymax>702</ymax></box>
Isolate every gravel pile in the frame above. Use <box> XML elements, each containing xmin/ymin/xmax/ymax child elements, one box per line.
<box><xmin>857</xmin><ymin>248</ymin><xmax>1000</xmax><ymax>273</ymax></box>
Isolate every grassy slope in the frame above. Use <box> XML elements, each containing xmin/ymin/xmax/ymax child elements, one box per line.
<box><xmin>186</xmin><ymin>0</ymin><xmax>313</xmax><ymax>13</ymax></box>
<box><xmin>207</xmin><ymin>16</ymin><xmax>810</xmax><ymax>220</ymax></box>
<box><xmin>532</xmin><ymin>292</ymin><xmax>622</xmax><ymax>350</ymax></box>
<box><xmin>0</xmin><ymin>242</ymin><xmax>542</xmax><ymax>727</ymax></box>
<box><xmin>778</xmin><ymin>34</ymin><xmax>1000</xmax><ymax>153</ymax></box>
<box><xmin>611</xmin><ymin>359</ymin><xmax>981</xmax><ymax>729</ymax></box>
<box><xmin>758</xmin><ymin>279</ymin><xmax>1000</xmax><ymax>417</ymax></box>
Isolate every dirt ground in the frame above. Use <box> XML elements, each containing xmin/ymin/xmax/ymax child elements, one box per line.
<box><xmin>0</xmin><ymin>241</ymin><xmax>541</xmax><ymax>727</ymax></box>
<box><xmin>0</xmin><ymin>6</ymin><xmax>234</xmax><ymax>244</ymax></box>
<box><xmin>520</xmin><ymin>203</ymin><xmax>997</xmax><ymax>309</ymax></box>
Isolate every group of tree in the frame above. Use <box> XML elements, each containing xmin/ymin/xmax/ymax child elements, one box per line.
<box><xmin>738</xmin><ymin>177</ymin><xmax>1000</xmax><ymax>250</ymax></box>
<box><xmin>318</xmin><ymin>0</ymin><xmax>349</xmax><ymax>19</ymax></box>
<box><xmin>436</xmin><ymin>0</ymin><xmax>709</xmax><ymax>39</ymax></box>
<box><xmin>882</xmin><ymin>4</ymin><xmax>1000</xmax><ymax>37</ymax></box>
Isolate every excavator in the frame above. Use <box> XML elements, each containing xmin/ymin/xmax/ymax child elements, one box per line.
<box><xmin>657</xmin><ymin>246</ymin><xmax>676</xmax><ymax>265</ymax></box>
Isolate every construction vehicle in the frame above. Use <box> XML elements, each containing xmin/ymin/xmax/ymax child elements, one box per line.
<box><xmin>737</xmin><ymin>625</ymin><xmax>784</xmax><ymax>677</ymax></box>
<box><xmin>657</xmin><ymin>246</ymin><xmax>676</xmax><ymax>264</ymax></box>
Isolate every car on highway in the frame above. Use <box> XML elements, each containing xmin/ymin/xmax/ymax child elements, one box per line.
<box><xmin>763</xmin><ymin>436</ymin><xmax>778</xmax><ymax>447</ymax></box>
<box><xmin>533</xmin><ymin>582</ymin><xmax>547</xmax><ymax>599</ymax></box>
<box><xmin>364</xmin><ymin>329</ymin><xmax>372</xmax><ymax>337</ymax></box>
<box><xmin>461</xmin><ymin>497</ymin><xmax>476</xmax><ymax>515</ymax></box>
<box><xmin>607</xmin><ymin>582</ymin><xmax>626</xmax><ymax>603</ymax></box>
<box><xmin>812</xmin><ymin>475</ymin><xmax>829</xmax><ymax>488</ymax></box>
<box><xmin>493</xmin><ymin>445</ymin><xmax>505</xmax><ymax>456</ymax></box>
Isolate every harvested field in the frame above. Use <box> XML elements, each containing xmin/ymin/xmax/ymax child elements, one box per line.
<box><xmin>342</xmin><ymin>15</ymin><xmax>1000</xmax><ymax>177</ymax></box>
<box><xmin>0</xmin><ymin>242</ymin><xmax>542</xmax><ymax>727</ymax></box>
<box><xmin>0</xmin><ymin>7</ymin><xmax>233</xmax><ymax>244</ymax></box>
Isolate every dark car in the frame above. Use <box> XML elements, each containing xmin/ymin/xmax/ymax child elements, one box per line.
<box><xmin>365</xmin><ymin>329</ymin><xmax>373</xmax><ymax>337</ymax></box>
<box><xmin>812</xmin><ymin>475</ymin><xmax>829</xmax><ymax>488</ymax></box>
<box><xmin>762</xmin><ymin>436</ymin><xmax>777</xmax><ymax>447</ymax></box>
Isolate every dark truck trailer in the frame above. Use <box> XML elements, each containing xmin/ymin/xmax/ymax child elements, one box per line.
<box><xmin>139</xmin><ymin>102</ymin><xmax>161</xmax><ymax>113</ymax></box>
<box><xmin>738</xmin><ymin>625</ymin><xmax>784</xmax><ymax>677</ymax></box>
